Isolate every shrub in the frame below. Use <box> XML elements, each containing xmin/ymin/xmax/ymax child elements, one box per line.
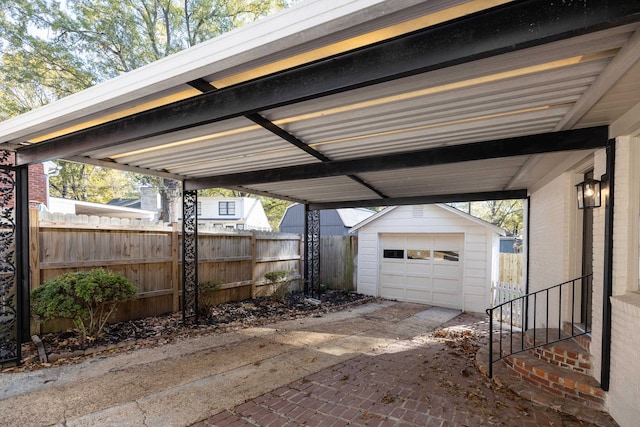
<box><xmin>264</xmin><ymin>270</ymin><xmax>291</xmax><ymax>303</ymax></box>
<box><xmin>31</xmin><ymin>269</ymin><xmax>137</xmax><ymax>342</ymax></box>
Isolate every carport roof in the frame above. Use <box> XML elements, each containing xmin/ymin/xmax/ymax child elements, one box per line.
<box><xmin>1</xmin><ymin>0</ymin><xmax>640</xmax><ymax>209</ymax></box>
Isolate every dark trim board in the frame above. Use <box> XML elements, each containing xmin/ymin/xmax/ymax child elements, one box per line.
<box><xmin>185</xmin><ymin>127</ymin><xmax>608</xmax><ymax>190</ymax></box>
<box><xmin>15</xmin><ymin>0</ymin><xmax>639</xmax><ymax>165</ymax></box>
<box><xmin>307</xmin><ymin>190</ymin><xmax>528</xmax><ymax>211</ymax></box>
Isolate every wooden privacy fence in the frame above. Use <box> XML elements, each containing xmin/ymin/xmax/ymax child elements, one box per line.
<box><xmin>499</xmin><ymin>253</ymin><xmax>522</xmax><ymax>284</ymax></box>
<box><xmin>319</xmin><ymin>235</ymin><xmax>357</xmax><ymax>290</ymax></box>
<box><xmin>491</xmin><ymin>253</ymin><xmax>524</xmax><ymax>327</ymax></box>
<box><xmin>30</xmin><ymin>210</ymin><xmax>302</xmax><ymax>330</ymax></box>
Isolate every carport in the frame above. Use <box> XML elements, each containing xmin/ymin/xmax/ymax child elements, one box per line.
<box><xmin>1</xmin><ymin>0</ymin><xmax>639</xmax><ymax>367</ymax></box>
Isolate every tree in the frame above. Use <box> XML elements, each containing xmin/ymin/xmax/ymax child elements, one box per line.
<box><xmin>449</xmin><ymin>200</ymin><xmax>524</xmax><ymax>237</ymax></box>
<box><xmin>49</xmin><ymin>160</ymin><xmax>139</xmax><ymax>203</ymax></box>
<box><xmin>1</xmin><ymin>0</ymin><xmax>299</xmax><ymax>221</ymax></box>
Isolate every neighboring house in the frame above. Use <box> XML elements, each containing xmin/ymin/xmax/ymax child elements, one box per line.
<box><xmin>278</xmin><ymin>203</ymin><xmax>375</xmax><ymax>235</ymax></box>
<box><xmin>48</xmin><ymin>197</ymin><xmax>157</xmax><ymax>220</ymax></box>
<box><xmin>186</xmin><ymin>197</ymin><xmax>271</xmax><ymax>231</ymax></box>
<box><xmin>499</xmin><ymin>236</ymin><xmax>522</xmax><ymax>254</ymax></box>
<box><xmin>350</xmin><ymin>204</ymin><xmax>506</xmax><ymax>313</ymax></box>
<box><xmin>1</xmin><ymin>158</ymin><xmax>59</xmax><ymax>209</ymax></box>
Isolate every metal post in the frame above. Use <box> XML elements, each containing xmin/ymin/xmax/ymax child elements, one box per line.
<box><xmin>182</xmin><ymin>190</ymin><xmax>198</xmax><ymax>322</ymax></box>
<box><xmin>304</xmin><ymin>206</ymin><xmax>320</xmax><ymax>297</ymax></box>
<box><xmin>0</xmin><ymin>150</ymin><xmax>21</xmax><ymax>365</ymax></box>
<box><xmin>15</xmin><ymin>165</ymin><xmax>29</xmax><ymax>344</ymax></box>
<box><xmin>601</xmin><ymin>139</ymin><xmax>616</xmax><ymax>391</ymax></box>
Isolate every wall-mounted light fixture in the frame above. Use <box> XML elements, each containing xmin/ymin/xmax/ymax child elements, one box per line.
<box><xmin>576</xmin><ymin>178</ymin><xmax>601</xmax><ymax>209</ymax></box>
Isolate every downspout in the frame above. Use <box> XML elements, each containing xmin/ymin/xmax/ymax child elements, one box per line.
<box><xmin>601</xmin><ymin>139</ymin><xmax>615</xmax><ymax>391</ymax></box>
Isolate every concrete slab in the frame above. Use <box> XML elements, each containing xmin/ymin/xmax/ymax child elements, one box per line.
<box><xmin>0</xmin><ymin>303</ymin><xmax>602</xmax><ymax>426</ymax></box>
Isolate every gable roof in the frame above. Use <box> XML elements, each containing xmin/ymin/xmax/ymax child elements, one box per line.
<box><xmin>349</xmin><ymin>204</ymin><xmax>508</xmax><ymax>236</ymax></box>
<box><xmin>335</xmin><ymin>208</ymin><xmax>376</xmax><ymax>228</ymax></box>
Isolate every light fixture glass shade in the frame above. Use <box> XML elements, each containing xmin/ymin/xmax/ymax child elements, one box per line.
<box><xmin>576</xmin><ymin>178</ymin><xmax>601</xmax><ymax>209</ymax></box>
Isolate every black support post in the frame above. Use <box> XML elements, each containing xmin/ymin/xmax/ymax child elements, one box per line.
<box><xmin>182</xmin><ymin>190</ymin><xmax>198</xmax><ymax>322</ymax></box>
<box><xmin>601</xmin><ymin>140</ymin><xmax>616</xmax><ymax>391</ymax></box>
<box><xmin>15</xmin><ymin>165</ymin><xmax>29</xmax><ymax>344</ymax></box>
<box><xmin>304</xmin><ymin>206</ymin><xmax>320</xmax><ymax>297</ymax></box>
<box><xmin>0</xmin><ymin>150</ymin><xmax>22</xmax><ymax>365</ymax></box>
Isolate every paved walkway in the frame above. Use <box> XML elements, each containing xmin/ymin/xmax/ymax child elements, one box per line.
<box><xmin>0</xmin><ymin>301</ymin><xmax>604</xmax><ymax>426</ymax></box>
<box><xmin>193</xmin><ymin>310</ymin><xmax>597</xmax><ymax>427</ymax></box>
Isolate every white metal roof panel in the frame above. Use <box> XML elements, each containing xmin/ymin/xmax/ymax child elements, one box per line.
<box><xmin>1</xmin><ymin>1</ymin><xmax>639</xmax><ymax>208</ymax></box>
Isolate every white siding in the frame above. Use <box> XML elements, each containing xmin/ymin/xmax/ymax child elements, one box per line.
<box><xmin>355</xmin><ymin>204</ymin><xmax>500</xmax><ymax>313</ymax></box>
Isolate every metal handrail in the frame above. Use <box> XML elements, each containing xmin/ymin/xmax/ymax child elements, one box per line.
<box><xmin>485</xmin><ymin>273</ymin><xmax>592</xmax><ymax>377</ymax></box>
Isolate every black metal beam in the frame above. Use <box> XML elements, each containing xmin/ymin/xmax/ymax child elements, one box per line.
<box><xmin>184</xmin><ymin>127</ymin><xmax>608</xmax><ymax>190</ymax></box>
<box><xmin>308</xmin><ymin>190</ymin><xmax>528</xmax><ymax>211</ymax></box>
<box><xmin>16</xmin><ymin>0</ymin><xmax>640</xmax><ymax>165</ymax></box>
<box><xmin>187</xmin><ymin>80</ymin><xmax>389</xmax><ymax>199</ymax></box>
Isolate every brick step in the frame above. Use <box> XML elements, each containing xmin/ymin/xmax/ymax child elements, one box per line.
<box><xmin>525</xmin><ymin>328</ymin><xmax>592</xmax><ymax>374</ymax></box>
<box><xmin>504</xmin><ymin>349</ymin><xmax>604</xmax><ymax>410</ymax></box>
<box><xmin>476</xmin><ymin>342</ymin><xmax>616</xmax><ymax>427</ymax></box>
<box><xmin>562</xmin><ymin>322</ymin><xmax>591</xmax><ymax>352</ymax></box>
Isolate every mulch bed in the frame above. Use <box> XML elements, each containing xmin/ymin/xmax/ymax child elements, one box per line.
<box><xmin>13</xmin><ymin>291</ymin><xmax>372</xmax><ymax>372</ymax></box>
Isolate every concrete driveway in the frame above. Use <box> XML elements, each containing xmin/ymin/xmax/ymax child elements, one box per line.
<box><xmin>0</xmin><ymin>300</ymin><xmax>597</xmax><ymax>426</ymax></box>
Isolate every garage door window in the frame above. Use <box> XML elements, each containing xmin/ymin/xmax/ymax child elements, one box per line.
<box><xmin>434</xmin><ymin>250</ymin><xmax>459</xmax><ymax>262</ymax></box>
<box><xmin>383</xmin><ymin>249</ymin><xmax>404</xmax><ymax>259</ymax></box>
<box><xmin>407</xmin><ymin>249</ymin><xmax>431</xmax><ymax>260</ymax></box>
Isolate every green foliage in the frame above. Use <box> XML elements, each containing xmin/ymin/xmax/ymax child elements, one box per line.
<box><xmin>449</xmin><ymin>199</ymin><xmax>524</xmax><ymax>237</ymax></box>
<box><xmin>318</xmin><ymin>284</ymin><xmax>328</xmax><ymax>294</ymax></box>
<box><xmin>0</xmin><ymin>0</ymin><xmax>300</xmax><ymax>119</ymax></box>
<box><xmin>264</xmin><ymin>270</ymin><xmax>290</xmax><ymax>303</ymax></box>
<box><xmin>48</xmin><ymin>160</ymin><xmax>140</xmax><ymax>203</ymax></box>
<box><xmin>199</xmin><ymin>280</ymin><xmax>222</xmax><ymax>293</ymax></box>
<box><xmin>31</xmin><ymin>269</ymin><xmax>137</xmax><ymax>341</ymax></box>
<box><xmin>264</xmin><ymin>270</ymin><xmax>288</xmax><ymax>283</ymax></box>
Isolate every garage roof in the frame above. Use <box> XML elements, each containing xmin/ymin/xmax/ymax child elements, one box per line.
<box><xmin>1</xmin><ymin>0</ymin><xmax>640</xmax><ymax>209</ymax></box>
<box><xmin>350</xmin><ymin>204</ymin><xmax>507</xmax><ymax>236</ymax></box>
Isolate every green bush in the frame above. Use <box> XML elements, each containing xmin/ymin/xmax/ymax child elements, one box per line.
<box><xmin>31</xmin><ymin>269</ymin><xmax>137</xmax><ymax>342</ymax></box>
<box><xmin>265</xmin><ymin>270</ymin><xmax>291</xmax><ymax>303</ymax></box>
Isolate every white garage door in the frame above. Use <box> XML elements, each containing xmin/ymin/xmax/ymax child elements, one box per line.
<box><xmin>379</xmin><ymin>234</ymin><xmax>463</xmax><ymax>309</ymax></box>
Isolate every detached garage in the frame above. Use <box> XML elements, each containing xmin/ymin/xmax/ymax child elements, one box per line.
<box><xmin>351</xmin><ymin>204</ymin><xmax>506</xmax><ymax>313</ymax></box>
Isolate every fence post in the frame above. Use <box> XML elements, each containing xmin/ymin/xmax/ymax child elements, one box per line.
<box><xmin>29</xmin><ymin>208</ymin><xmax>40</xmax><ymax>336</ymax></box>
<box><xmin>251</xmin><ymin>230</ymin><xmax>257</xmax><ymax>298</ymax></box>
<box><xmin>29</xmin><ymin>208</ymin><xmax>40</xmax><ymax>291</ymax></box>
<box><xmin>171</xmin><ymin>223</ymin><xmax>180</xmax><ymax>312</ymax></box>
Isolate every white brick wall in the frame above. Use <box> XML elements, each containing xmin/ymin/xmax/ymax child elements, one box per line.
<box><xmin>605</xmin><ymin>136</ymin><xmax>640</xmax><ymax>427</ymax></box>
<box><xmin>528</xmin><ymin>173</ymin><xmax>575</xmax><ymax>328</ymax></box>
<box><xmin>609</xmin><ymin>294</ymin><xmax>640</xmax><ymax>427</ymax></box>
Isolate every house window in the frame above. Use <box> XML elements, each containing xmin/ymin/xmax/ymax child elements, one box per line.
<box><xmin>383</xmin><ymin>249</ymin><xmax>404</xmax><ymax>259</ymax></box>
<box><xmin>219</xmin><ymin>201</ymin><xmax>235</xmax><ymax>216</ymax></box>
<box><xmin>197</xmin><ymin>201</ymin><xmax>202</xmax><ymax>216</ymax></box>
<box><xmin>434</xmin><ymin>250</ymin><xmax>459</xmax><ymax>262</ymax></box>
